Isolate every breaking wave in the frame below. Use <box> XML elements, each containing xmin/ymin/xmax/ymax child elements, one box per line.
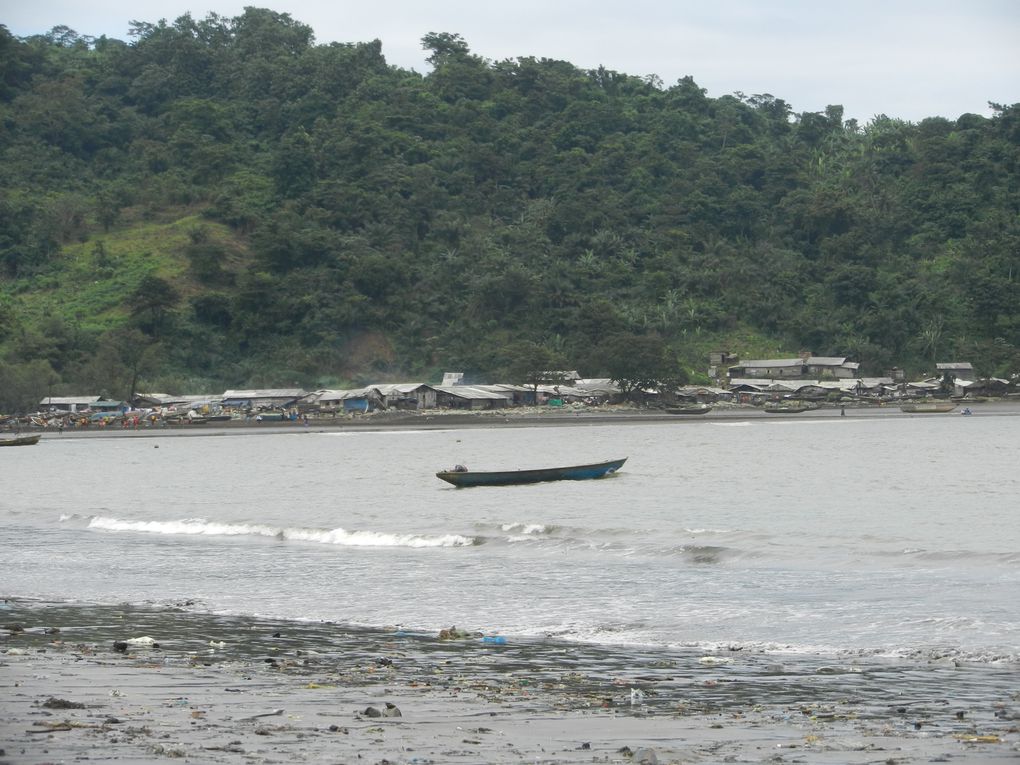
<box><xmin>873</xmin><ymin>547</ymin><xmax>1020</xmax><ymax>566</ymax></box>
<box><xmin>500</xmin><ymin>522</ymin><xmax>555</xmax><ymax>535</ymax></box>
<box><xmin>72</xmin><ymin>514</ymin><xmax>475</xmax><ymax>548</ymax></box>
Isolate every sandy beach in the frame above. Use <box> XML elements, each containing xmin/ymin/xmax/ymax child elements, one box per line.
<box><xmin>2</xmin><ymin>600</ymin><xmax>1018</xmax><ymax>764</ymax></box>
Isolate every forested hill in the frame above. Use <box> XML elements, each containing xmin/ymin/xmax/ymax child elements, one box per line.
<box><xmin>1</xmin><ymin>9</ymin><xmax>1019</xmax><ymax>410</ymax></box>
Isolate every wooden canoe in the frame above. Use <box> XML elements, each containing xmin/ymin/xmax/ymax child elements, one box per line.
<box><xmin>436</xmin><ymin>458</ymin><xmax>627</xmax><ymax>487</ymax></box>
<box><xmin>665</xmin><ymin>404</ymin><xmax>712</xmax><ymax>415</ymax></box>
<box><xmin>0</xmin><ymin>434</ymin><xmax>41</xmax><ymax>446</ymax></box>
<box><xmin>899</xmin><ymin>402</ymin><xmax>956</xmax><ymax>413</ymax></box>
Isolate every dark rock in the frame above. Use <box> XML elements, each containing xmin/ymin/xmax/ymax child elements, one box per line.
<box><xmin>112</xmin><ymin>641</ymin><xmax>128</xmax><ymax>652</ymax></box>
<box><xmin>363</xmin><ymin>706</ymin><xmax>382</xmax><ymax>718</ymax></box>
<box><xmin>42</xmin><ymin>697</ymin><xmax>85</xmax><ymax>709</ymax></box>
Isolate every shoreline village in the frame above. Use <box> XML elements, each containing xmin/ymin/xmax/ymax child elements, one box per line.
<box><xmin>8</xmin><ymin>357</ymin><xmax>1015</xmax><ymax>433</ymax></box>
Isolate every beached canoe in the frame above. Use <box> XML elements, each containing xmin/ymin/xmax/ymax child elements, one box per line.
<box><xmin>436</xmin><ymin>457</ymin><xmax>627</xmax><ymax>487</ymax></box>
<box><xmin>0</xmin><ymin>434</ymin><xmax>41</xmax><ymax>446</ymax></box>
<box><xmin>665</xmin><ymin>404</ymin><xmax>712</xmax><ymax>415</ymax></box>
<box><xmin>763</xmin><ymin>402</ymin><xmax>816</xmax><ymax>414</ymax></box>
<box><xmin>899</xmin><ymin>402</ymin><xmax>956</xmax><ymax>413</ymax></box>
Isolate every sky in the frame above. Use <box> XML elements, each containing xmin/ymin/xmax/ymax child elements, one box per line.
<box><xmin>4</xmin><ymin>1</ymin><xmax>1019</xmax><ymax>124</ymax></box>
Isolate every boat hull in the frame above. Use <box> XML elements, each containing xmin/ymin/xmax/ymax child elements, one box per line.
<box><xmin>665</xmin><ymin>405</ymin><xmax>711</xmax><ymax>415</ymax></box>
<box><xmin>436</xmin><ymin>458</ymin><xmax>627</xmax><ymax>487</ymax></box>
<box><xmin>0</xmin><ymin>434</ymin><xmax>41</xmax><ymax>446</ymax></box>
<box><xmin>899</xmin><ymin>402</ymin><xmax>956</xmax><ymax>413</ymax></box>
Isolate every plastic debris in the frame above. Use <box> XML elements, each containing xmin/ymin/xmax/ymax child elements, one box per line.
<box><xmin>698</xmin><ymin>656</ymin><xmax>733</xmax><ymax>666</ymax></box>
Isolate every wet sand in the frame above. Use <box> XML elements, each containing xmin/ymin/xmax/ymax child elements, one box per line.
<box><xmin>2</xmin><ymin>601</ymin><xmax>1017</xmax><ymax>764</ymax></box>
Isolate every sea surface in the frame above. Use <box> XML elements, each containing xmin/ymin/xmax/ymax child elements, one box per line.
<box><xmin>3</xmin><ymin>407</ymin><xmax>1019</xmax><ymax>666</ymax></box>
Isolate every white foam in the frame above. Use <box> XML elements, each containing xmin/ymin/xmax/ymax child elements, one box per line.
<box><xmin>500</xmin><ymin>522</ymin><xmax>549</xmax><ymax>535</ymax></box>
<box><xmin>86</xmin><ymin>516</ymin><xmax>474</xmax><ymax>548</ymax></box>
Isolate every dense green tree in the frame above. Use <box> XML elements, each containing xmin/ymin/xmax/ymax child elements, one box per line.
<box><xmin>597</xmin><ymin>333</ymin><xmax>686</xmax><ymax>399</ymax></box>
<box><xmin>499</xmin><ymin>340</ymin><xmax>568</xmax><ymax>393</ymax></box>
<box><xmin>129</xmin><ymin>275</ymin><xmax>180</xmax><ymax>338</ymax></box>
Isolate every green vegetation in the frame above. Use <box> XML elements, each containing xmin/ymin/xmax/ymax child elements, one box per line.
<box><xmin>2</xmin><ymin>11</ymin><xmax>1019</xmax><ymax>411</ymax></box>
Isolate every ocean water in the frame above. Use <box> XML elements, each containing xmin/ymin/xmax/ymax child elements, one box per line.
<box><xmin>3</xmin><ymin>408</ymin><xmax>1019</xmax><ymax>665</ymax></box>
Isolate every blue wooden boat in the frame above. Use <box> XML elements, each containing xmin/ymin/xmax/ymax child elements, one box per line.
<box><xmin>436</xmin><ymin>457</ymin><xmax>627</xmax><ymax>487</ymax></box>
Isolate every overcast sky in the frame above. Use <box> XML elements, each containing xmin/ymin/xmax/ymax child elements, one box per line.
<box><xmin>5</xmin><ymin>1</ymin><xmax>1018</xmax><ymax>124</ymax></box>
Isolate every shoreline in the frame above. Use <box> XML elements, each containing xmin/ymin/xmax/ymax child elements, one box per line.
<box><xmin>12</xmin><ymin>399</ymin><xmax>1020</xmax><ymax>440</ymax></box>
<box><xmin>2</xmin><ymin>600</ymin><xmax>1018</xmax><ymax>764</ymax></box>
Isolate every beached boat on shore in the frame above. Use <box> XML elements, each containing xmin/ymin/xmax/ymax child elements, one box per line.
<box><xmin>763</xmin><ymin>401</ymin><xmax>816</xmax><ymax>414</ymax></box>
<box><xmin>436</xmin><ymin>457</ymin><xmax>627</xmax><ymax>487</ymax></box>
<box><xmin>665</xmin><ymin>404</ymin><xmax>712</xmax><ymax>415</ymax></box>
<box><xmin>899</xmin><ymin>402</ymin><xmax>956</xmax><ymax>413</ymax></box>
<box><xmin>0</xmin><ymin>434</ymin><xmax>41</xmax><ymax>446</ymax></box>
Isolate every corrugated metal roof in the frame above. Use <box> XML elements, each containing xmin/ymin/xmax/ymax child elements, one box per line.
<box><xmin>728</xmin><ymin>379</ymin><xmax>798</xmax><ymax>391</ymax></box>
<box><xmin>735</xmin><ymin>359</ymin><xmax>803</xmax><ymax>368</ymax></box>
<box><xmin>432</xmin><ymin>385</ymin><xmax>511</xmax><ymax>400</ymax></box>
<box><xmin>308</xmin><ymin>390</ymin><xmax>342</xmax><ymax>403</ymax></box>
<box><xmin>734</xmin><ymin>377</ymin><xmax>893</xmax><ymax>393</ymax></box>
<box><xmin>179</xmin><ymin>394</ymin><xmax>220</xmax><ymax>404</ymax></box>
<box><xmin>40</xmin><ymin>396</ymin><xmax>101</xmax><ymax>405</ymax></box>
<box><xmin>575</xmin><ymin>379</ymin><xmax>621</xmax><ymax>392</ymax></box>
<box><xmin>374</xmin><ymin>383</ymin><xmax>427</xmax><ymax>395</ymax></box>
<box><xmin>337</xmin><ymin>387</ymin><xmax>382</xmax><ymax>400</ymax></box>
<box><xmin>314</xmin><ymin>384</ymin><xmax>427</xmax><ymax>402</ymax></box>
<box><xmin>734</xmin><ymin>357</ymin><xmax>857</xmax><ymax>369</ymax></box>
<box><xmin>134</xmin><ymin>393</ymin><xmax>183</xmax><ymax>404</ymax></box>
<box><xmin>222</xmin><ymin>389</ymin><xmax>306</xmax><ymax>398</ymax></box>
